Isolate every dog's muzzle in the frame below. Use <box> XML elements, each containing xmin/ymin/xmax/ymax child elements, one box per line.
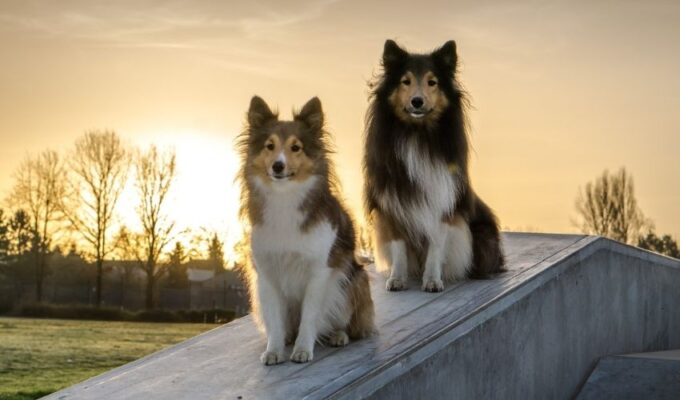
<box><xmin>404</xmin><ymin>107</ymin><xmax>432</xmax><ymax>119</ymax></box>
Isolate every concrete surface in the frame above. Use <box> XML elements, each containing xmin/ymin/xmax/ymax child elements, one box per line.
<box><xmin>45</xmin><ymin>233</ymin><xmax>680</xmax><ymax>400</ymax></box>
<box><xmin>576</xmin><ymin>354</ymin><xmax>680</xmax><ymax>400</ymax></box>
<box><xmin>622</xmin><ymin>348</ymin><xmax>680</xmax><ymax>360</ymax></box>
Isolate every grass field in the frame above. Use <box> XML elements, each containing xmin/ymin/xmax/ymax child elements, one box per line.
<box><xmin>0</xmin><ymin>317</ymin><xmax>215</xmax><ymax>400</ymax></box>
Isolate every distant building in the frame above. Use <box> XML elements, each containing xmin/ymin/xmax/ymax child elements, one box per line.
<box><xmin>185</xmin><ymin>260</ymin><xmax>249</xmax><ymax>315</ymax></box>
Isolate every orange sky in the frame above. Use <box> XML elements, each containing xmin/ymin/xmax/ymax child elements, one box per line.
<box><xmin>1</xmin><ymin>0</ymin><xmax>679</xmax><ymax>246</ymax></box>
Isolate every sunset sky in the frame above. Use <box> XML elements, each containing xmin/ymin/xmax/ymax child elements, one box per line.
<box><xmin>1</xmin><ymin>0</ymin><xmax>679</xmax><ymax>250</ymax></box>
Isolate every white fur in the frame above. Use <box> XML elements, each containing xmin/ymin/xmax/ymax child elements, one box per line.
<box><xmin>250</xmin><ymin>176</ymin><xmax>351</xmax><ymax>364</ymax></box>
<box><xmin>443</xmin><ymin>215</ymin><xmax>473</xmax><ymax>281</ymax></box>
<box><xmin>378</xmin><ymin>137</ymin><xmax>458</xmax><ymax>242</ymax></box>
<box><xmin>382</xmin><ymin>240</ymin><xmax>408</xmax><ymax>291</ymax></box>
<box><xmin>275</xmin><ymin>151</ymin><xmax>286</xmax><ymax>164</ymax></box>
<box><xmin>375</xmin><ymin>136</ymin><xmax>472</xmax><ymax>290</ymax></box>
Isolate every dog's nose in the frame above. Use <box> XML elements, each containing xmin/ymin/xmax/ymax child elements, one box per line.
<box><xmin>411</xmin><ymin>97</ymin><xmax>424</xmax><ymax>109</ymax></box>
<box><xmin>272</xmin><ymin>161</ymin><xmax>285</xmax><ymax>174</ymax></box>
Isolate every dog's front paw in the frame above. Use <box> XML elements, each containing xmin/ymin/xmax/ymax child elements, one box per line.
<box><xmin>422</xmin><ymin>278</ymin><xmax>444</xmax><ymax>293</ymax></box>
<box><xmin>260</xmin><ymin>350</ymin><xmax>286</xmax><ymax>366</ymax></box>
<box><xmin>386</xmin><ymin>276</ymin><xmax>407</xmax><ymax>291</ymax></box>
<box><xmin>290</xmin><ymin>348</ymin><xmax>313</xmax><ymax>363</ymax></box>
<box><xmin>328</xmin><ymin>330</ymin><xmax>349</xmax><ymax>347</ymax></box>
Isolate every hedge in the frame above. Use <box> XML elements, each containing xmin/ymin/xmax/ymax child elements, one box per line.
<box><xmin>6</xmin><ymin>303</ymin><xmax>236</xmax><ymax>324</ymax></box>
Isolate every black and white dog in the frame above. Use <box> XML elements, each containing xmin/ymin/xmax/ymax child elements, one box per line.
<box><xmin>363</xmin><ymin>40</ymin><xmax>505</xmax><ymax>292</ymax></box>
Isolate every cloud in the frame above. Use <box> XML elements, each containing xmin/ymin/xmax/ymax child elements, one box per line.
<box><xmin>0</xmin><ymin>0</ymin><xmax>341</xmax><ymax>46</ymax></box>
<box><xmin>236</xmin><ymin>0</ymin><xmax>341</xmax><ymax>39</ymax></box>
<box><xmin>0</xmin><ymin>0</ymin><xmax>345</xmax><ymax>81</ymax></box>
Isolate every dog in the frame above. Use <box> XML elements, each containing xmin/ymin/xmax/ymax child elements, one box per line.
<box><xmin>237</xmin><ymin>96</ymin><xmax>374</xmax><ymax>365</ymax></box>
<box><xmin>363</xmin><ymin>40</ymin><xmax>505</xmax><ymax>293</ymax></box>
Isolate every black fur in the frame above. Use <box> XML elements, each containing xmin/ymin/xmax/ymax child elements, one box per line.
<box><xmin>363</xmin><ymin>40</ymin><xmax>505</xmax><ymax>278</ymax></box>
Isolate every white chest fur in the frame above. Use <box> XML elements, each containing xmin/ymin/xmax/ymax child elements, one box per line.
<box><xmin>250</xmin><ymin>176</ymin><xmax>337</xmax><ymax>296</ymax></box>
<box><xmin>378</xmin><ymin>136</ymin><xmax>459</xmax><ymax>240</ymax></box>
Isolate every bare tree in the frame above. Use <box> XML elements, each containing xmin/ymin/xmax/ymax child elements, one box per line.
<box><xmin>64</xmin><ymin>130</ymin><xmax>129</xmax><ymax>307</ymax></box>
<box><xmin>6</xmin><ymin>150</ymin><xmax>67</xmax><ymax>302</ymax></box>
<box><xmin>231</xmin><ymin>231</ymin><xmax>250</xmax><ymax>271</ymax></box>
<box><xmin>574</xmin><ymin>167</ymin><xmax>647</xmax><ymax>244</ymax></box>
<box><xmin>134</xmin><ymin>145</ymin><xmax>178</xmax><ymax>309</ymax></box>
<box><xmin>186</xmin><ymin>228</ymin><xmax>210</xmax><ymax>260</ymax></box>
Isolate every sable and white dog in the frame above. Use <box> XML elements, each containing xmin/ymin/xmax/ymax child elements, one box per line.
<box><xmin>363</xmin><ymin>40</ymin><xmax>505</xmax><ymax>292</ymax></box>
<box><xmin>238</xmin><ymin>96</ymin><xmax>374</xmax><ymax>365</ymax></box>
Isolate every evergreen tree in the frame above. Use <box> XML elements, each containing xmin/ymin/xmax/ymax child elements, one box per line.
<box><xmin>638</xmin><ymin>232</ymin><xmax>680</xmax><ymax>259</ymax></box>
<box><xmin>8</xmin><ymin>210</ymin><xmax>34</xmax><ymax>258</ymax></box>
<box><xmin>167</xmin><ymin>241</ymin><xmax>189</xmax><ymax>288</ymax></box>
<box><xmin>3</xmin><ymin>210</ymin><xmax>37</xmax><ymax>283</ymax></box>
<box><xmin>208</xmin><ymin>233</ymin><xmax>225</xmax><ymax>275</ymax></box>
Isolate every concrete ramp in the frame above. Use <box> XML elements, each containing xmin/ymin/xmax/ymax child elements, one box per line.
<box><xmin>46</xmin><ymin>233</ymin><xmax>680</xmax><ymax>399</ymax></box>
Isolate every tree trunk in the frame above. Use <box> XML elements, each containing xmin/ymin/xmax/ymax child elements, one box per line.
<box><xmin>96</xmin><ymin>258</ymin><xmax>103</xmax><ymax>307</ymax></box>
<box><xmin>35</xmin><ymin>268</ymin><xmax>43</xmax><ymax>303</ymax></box>
<box><xmin>120</xmin><ymin>273</ymin><xmax>127</xmax><ymax>309</ymax></box>
<box><xmin>145</xmin><ymin>272</ymin><xmax>155</xmax><ymax>310</ymax></box>
<box><xmin>35</xmin><ymin>251</ymin><xmax>44</xmax><ymax>303</ymax></box>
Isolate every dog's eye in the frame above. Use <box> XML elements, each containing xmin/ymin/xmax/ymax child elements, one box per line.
<box><xmin>401</xmin><ymin>79</ymin><xmax>411</xmax><ymax>85</ymax></box>
<box><xmin>266</xmin><ymin>143</ymin><xmax>275</xmax><ymax>151</ymax></box>
<box><xmin>428</xmin><ymin>80</ymin><xmax>437</xmax><ymax>87</ymax></box>
<box><xmin>291</xmin><ymin>144</ymin><xmax>301</xmax><ymax>152</ymax></box>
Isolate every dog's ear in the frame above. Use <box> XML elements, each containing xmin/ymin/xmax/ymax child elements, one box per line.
<box><xmin>432</xmin><ymin>40</ymin><xmax>457</xmax><ymax>72</ymax></box>
<box><xmin>382</xmin><ymin>39</ymin><xmax>408</xmax><ymax>69</ymax></box>
<box><xmin>295</xmin><ymin>97</ymin><xmax>324</xmax><ymax>132</ymax></box>
<box><xmin>248</xmin><ymin>96</ymin><xmax>277</xmax><ymax>129</ymax></box>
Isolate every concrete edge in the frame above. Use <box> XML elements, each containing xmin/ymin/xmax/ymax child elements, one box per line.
<box><xmin>326</xmin><ymin>236</ymin><xmax>680</xmax><ymax>399</ymax></box>
<box><xmin>323</xmin><ymin>236</ymin><xmax>601</xmax><ymax>399</ymax></box>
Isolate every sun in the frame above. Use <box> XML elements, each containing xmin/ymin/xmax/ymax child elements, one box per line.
<box><xmin>117</xmin><ymin>129</ymin><xmax>243</xmax><ymax>262</ymax></box>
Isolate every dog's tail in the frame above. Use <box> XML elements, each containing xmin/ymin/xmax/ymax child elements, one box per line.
<box><xmin>347</xmin><ymin>262</ymin><xmax>376</xmax><ymax>339</ymax></box>
<box><xmin>468</xmin><ymin>195</ymin><xmax>506</xmax><ymax>279</ymax></box>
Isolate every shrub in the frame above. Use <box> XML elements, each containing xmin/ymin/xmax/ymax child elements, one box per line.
<box><xmin>7</xmin><ymin>303</ymin><xmax>236</xmax><ymax>324</ymax></box>
<box><xmin>134</xmin><ymin>309</ymin><xmax>182</xmax><ymax>323</ymax></box>
<box><xmin>17</xmin><ymin>303</ymin><xmax>127</xmax><ymax>321</ymax></box>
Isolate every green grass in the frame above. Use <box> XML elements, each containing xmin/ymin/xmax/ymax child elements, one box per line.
<box><xmin>0</xmin><ymin>317</ymin><xmax>215</xmax><ymax>400</ymax></box>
